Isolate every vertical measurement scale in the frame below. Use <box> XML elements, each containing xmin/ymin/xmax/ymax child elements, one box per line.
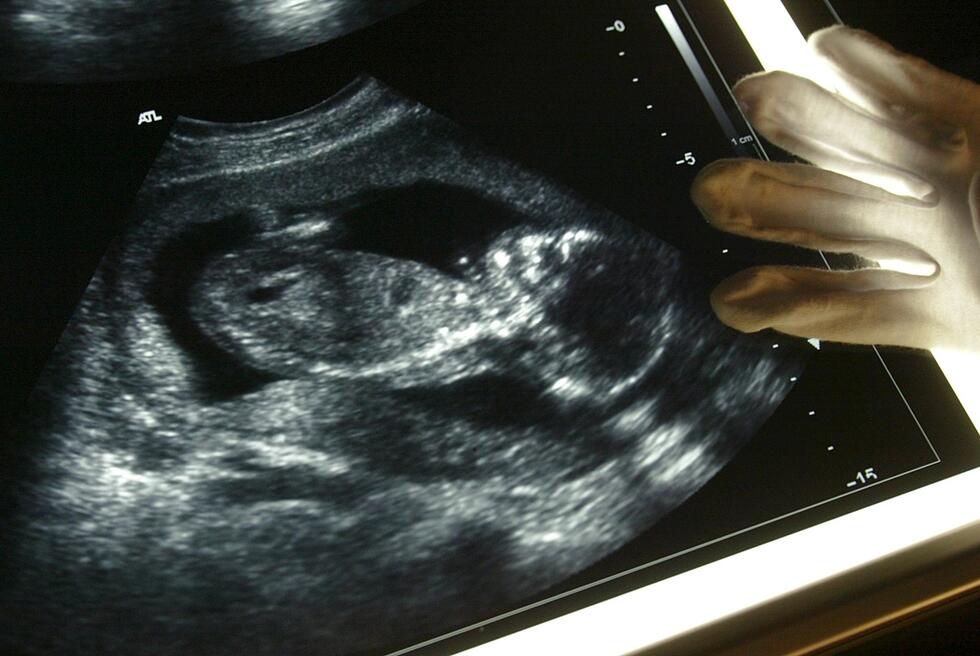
<box><xmin>655</xmin><ymin>4</ymin><xmax>749</xmax><ymax>158</ymax></box>
<box><xmin>654</xmin><ymin>2</ymin><xmax>758</xmax><ymax>257</ymax></box>
<box><xmin>601</xmin><ymin>0</ymin><xmax>938</xmax><ymax>525</ymax></box>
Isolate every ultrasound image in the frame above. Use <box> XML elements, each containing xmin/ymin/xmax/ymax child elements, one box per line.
<box><xmin>0</xmin><ymin>0</ymin><xmax>424</xmax><ymax>82</ymax></box>
<box><xmin>0</xmin><ymin>78</ymin><xmax>801</xmax><ymax>655</ymax></box>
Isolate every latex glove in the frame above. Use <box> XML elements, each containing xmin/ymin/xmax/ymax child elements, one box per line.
<box><xmin>692</xmin><ymin>25</ymin><xmax>980</xmax><ymax>351</ymax></box>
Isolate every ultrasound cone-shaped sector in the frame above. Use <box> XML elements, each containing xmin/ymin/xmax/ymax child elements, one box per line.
<box><xmin>0</xmin><ymin>77</ymin><xmax>801</xmax><ymax>656</ymax></box>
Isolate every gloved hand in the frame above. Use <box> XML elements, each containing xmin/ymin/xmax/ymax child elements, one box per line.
<box><xmin>692</xmin><ymin>25</ymin><xmax>980</xmax><ymax>351</ymax></box>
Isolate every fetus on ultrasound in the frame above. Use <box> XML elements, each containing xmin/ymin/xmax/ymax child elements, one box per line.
<box><xmin>0</xmin><ymin>78</ymin><xmax>800</xmax><ymax>656</ymax></box>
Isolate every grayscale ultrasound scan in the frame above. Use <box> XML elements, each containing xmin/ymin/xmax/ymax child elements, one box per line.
<box><xmin>0</xmin><ymin>0</ymin><xmax>425</xmax><ymax>82</ymax></box>
<box><xmin>0</xmin><ymin>77</ymin><xmax>798</xmax><ymax>655</ymax></box>
<box><xmin>3</xmin><ymin>1</ymin><xmax>979</xmax><ymax>655</ymax></box>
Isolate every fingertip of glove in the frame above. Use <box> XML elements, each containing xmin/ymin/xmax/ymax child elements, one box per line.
<box><xmin>710</xmin><ymin>267</ymin><xmax>779</xmax><ymax>333</ymax></box>
<box><xmin>691</xmin><ymin>159</ymin><xmax>739</xmax><ymax>208</ymax></box>
<box><xmin>733</xmin><ymin>71</ymin><xmax>815</xmax><ymax>127</ymax></box>
<box><xmin>733</xmin><ymin>73</ymin><xmax>769</xmax><ymax>114</ymax></box>
<box><xmin>807</xmin><ymin>24</ymin><xmax>844</xmax><ymax>52</ymax></box>
<box><xmin>808</xmin><ymin>25</ymin><xmax>888</xmax><ymax>58</ymax></box>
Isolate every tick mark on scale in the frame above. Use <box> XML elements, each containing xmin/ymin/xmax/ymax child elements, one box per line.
<box><xmin>619</xmin><ymin>51</ymin><xmax>625</xmax><ymax>56</ymax></box>
<box><xmin>808</xmin><ymin>410</ymin><xmax>816</xmax><ymax>416</ymax></box>
<box><xmin>827</xmin><ymin>445</ymin><xmax>835</xmax><ymax>451</ymax></box>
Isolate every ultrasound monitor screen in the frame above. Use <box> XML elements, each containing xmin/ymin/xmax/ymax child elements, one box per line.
<box><xmin>1</xmin><ymin>2</ymin><xmax>978</xmax><ymax>656</ymax></box>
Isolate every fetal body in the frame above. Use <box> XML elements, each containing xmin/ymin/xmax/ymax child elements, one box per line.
<box><xmin>0</xmin><ymin>77</ymin><xmax>799</xmax><ymax>655</ymax></box>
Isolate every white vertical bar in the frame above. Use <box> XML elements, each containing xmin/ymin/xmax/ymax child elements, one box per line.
<box><xmin>723</xmin><ymin>0</ymin><xmax>836</xmax><ymax>89</ymax></box>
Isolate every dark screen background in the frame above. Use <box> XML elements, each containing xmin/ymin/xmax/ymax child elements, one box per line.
<box><xmin>1</xmin><ymin>1</ymin><xmax>978</xmax><ymax>654</ymax></box>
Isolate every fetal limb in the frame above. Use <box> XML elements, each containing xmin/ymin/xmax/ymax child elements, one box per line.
<box><xmin>693</xmin><ymin>26</ymin><xmax>980</xmax><ymax>352</ymax></box>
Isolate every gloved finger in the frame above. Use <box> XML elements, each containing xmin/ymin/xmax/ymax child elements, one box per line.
<box><xmin>710</xmin><ymin>265</ymin><xmax>938</xmax><ymax>348</ymax></box>
<box><xmin>692</xmin><ymin>159</ymin><xmax>937</xmax><ymax>271</ymax></box>
<box><xmin>809</xmin><ymin>26</ymin><xmax>980</xmax><ymax>130</ymax></box>
<box><xmin>734</xmin><ymin>72</ymin><xmax>940</xmax><ymax>200</ymax></box>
